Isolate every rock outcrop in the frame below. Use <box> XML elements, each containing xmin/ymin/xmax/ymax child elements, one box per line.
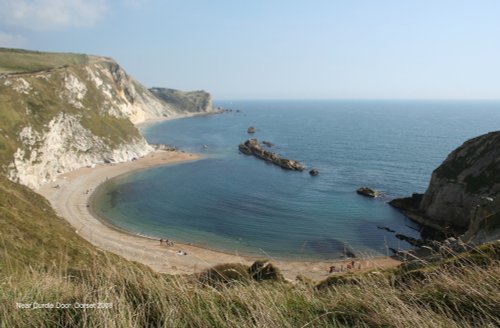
<box><xmin>0</xmin><ymin>48</ymin><xmax>213</xmax><ymax>189</ymax></box>
<box><xmin>247</xmin><ymin>127</ymin><xmax>256</xmax><ymax>134</ymax></box>
<box><xmin>262</xmin><ymin>140</ymin><xmax>273</xmax><ymax>147</ymax></box>
<box><xmin>356</xmin><ymin>187</ymin><xmax>380</xmax><ymax>198</ymax></box>
<box><xmin>390</xmin><ymin>131</ymin><xmax>500</xmax><ymax>243</ymax></box>
<box><xmin>238</xmin><ymin>139</ymin><xmax>304</xmax><ymax>171</ymax></box>
<box><xmin>419</xmin><ymin>132</ymin><xmax>500</xmax><ymax>230</ymax></box>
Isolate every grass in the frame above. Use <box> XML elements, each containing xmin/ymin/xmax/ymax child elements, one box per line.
<box><xmin>0</xmin><ymin>48</ymin><xmax>88</xmax><ymax>74</ymax></box>
<box><xmin>1</xmin><ymin>175</ymin><xmax>500</xmax><ymax>327</ymax></box>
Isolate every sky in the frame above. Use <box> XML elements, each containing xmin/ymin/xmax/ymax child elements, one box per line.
<box><xmin>0</xmin><ymin>0</ymin><xmax>499</xmax><ymax>100</ymax></box>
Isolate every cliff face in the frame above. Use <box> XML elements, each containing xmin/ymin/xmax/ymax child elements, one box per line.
<box><xmin>419</xmin><ymin>132</ymin><xmax>500</xmax><ymax>231</ymax></box>
<box><xmin>0</xmin><ymin>49</ymin><xmax>211</xmax><ymax>189</ymax></box>
<box><xmin>149</xmin><ymin>88</ymin><xmax>213</xmax><ymax>114</ymax></box>
<box><xmin>390</xmin><ymin>131</ymin><xmax>500</xmax><ymax>243</ymax></box>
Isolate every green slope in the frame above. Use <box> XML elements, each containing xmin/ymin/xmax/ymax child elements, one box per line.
<box><xmin>0</xmin><ymin>48</ymin><xmax>88</xmax><ymax>74</ymax></box>
<box><xmin>0</xmin><ymin>175</ymin><xmax>131</xmax><ymax>272</ymax></box>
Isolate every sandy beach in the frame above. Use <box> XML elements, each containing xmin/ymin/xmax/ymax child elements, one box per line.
<box><xmin>37</xmin><ymin>150</ymin><xmax>401</xmax><ymax>281</ymax></box>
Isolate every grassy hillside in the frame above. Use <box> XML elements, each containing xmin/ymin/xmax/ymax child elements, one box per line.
<box><xmin>1</xmin><ymin>176</ymin><xmax>499</xmax><ymax>327</ymax></box>
<box><xmin>0</xmin><ymin>48</ymin><xmax>88</xmax><ymax>74</ymax></box>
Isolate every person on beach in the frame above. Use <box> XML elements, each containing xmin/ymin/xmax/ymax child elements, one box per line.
<box><xmin>160</xmin><ymin>238</ymin><xmax>163</xmax><ymax>245</ymax></box>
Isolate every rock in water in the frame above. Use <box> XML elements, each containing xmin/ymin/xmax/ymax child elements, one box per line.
<box><xmin>309</xmin><ymin>169</ymin><xmax>319</xmax><ymax>176</ymax></box>
<box><xmin>238</xmin><ymin>139</ymin><xmax>304</xmax><ymax>171</ymax></box>
<box><xmin>356</xmin><ymin>187</ymin><xmax>380</xmax><ymax>198</ymax></box>
<box><xmin>247</xmin><ymin>126</ymin><xmax>256</xmax><ymax>134</ymax></box>
<box><xmin>262</xmin><ymin>140</ymin><xmax>273</xmax><ymax>147</ymax></box>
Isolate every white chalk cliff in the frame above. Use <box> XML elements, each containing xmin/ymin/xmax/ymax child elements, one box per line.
<box><xmin>0</xmin><ymin>50</ymin><xmax>213</xmax><ymax>189</ymax></box>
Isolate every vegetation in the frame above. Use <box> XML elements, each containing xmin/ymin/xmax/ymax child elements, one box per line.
<box><xmin>0</xmin><ymin>48</ymin><xmax>88</xmax><ymax>74</ymax></box>
<box><xmin>149</xmin><ymin>87</ymin><xmax>211</xmax><ymax>113</ymax></box>
<box><xmin>464</xmin><ymin>162</ymin><xmax>500</xmax><ymax>193</ymax></box>
<box><xmin>1</xmin><ymin>176</ymin><xmax>499</xmax><ymax>327</ymax></box>
<box><xmin>435</xmin><ymin>131</ymin><xmax>500</xmax><ymax>194</ymax></box>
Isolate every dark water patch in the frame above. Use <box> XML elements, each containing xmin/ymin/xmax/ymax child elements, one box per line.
<box><xmin>304</xmin><ymin>238</ymin><xmax>356</xmax><ymax>259</ymax></box>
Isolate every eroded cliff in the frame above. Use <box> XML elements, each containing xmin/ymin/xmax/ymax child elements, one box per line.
<box><xmin>0</xmin><ymin>48</ymin><xmax>210</xmax><ymax>189</ymax></box>
<box><xmin>390</xmin><ymin>131</ymin><xmax>500</xmax><ymax>243</ymax></box>
<box><xmin>149</xmin><ymin>88</ymin><xmax>212</xmax><ymax>114</ymax></box>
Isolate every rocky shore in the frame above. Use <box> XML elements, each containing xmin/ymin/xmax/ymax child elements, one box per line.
<box><xmin>238</xmin><ymin>139</ymin><xmax>305</xmax><ymax>171</ymax></box>
<box><xmin>389</xmin><ymin>131</ymin><xmax>500</xmax><ymax>243</ymax></box>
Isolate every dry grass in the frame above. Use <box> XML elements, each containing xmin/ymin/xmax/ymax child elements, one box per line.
<box><xmin>1</xmin><ymin>243</ymin><xmax>499</xmax><ymax>327</ymax></box>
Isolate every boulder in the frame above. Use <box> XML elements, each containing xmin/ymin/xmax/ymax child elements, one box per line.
<box><xmin>247</xmin><ymin>126</ymin><xmax>256</xmax><ymax>134</ymax></box>
<box><xmin>309</xmin><ymin>169</ymin><xmax>319</xmax><ymax>176</ymax></box>
<box><xmin>356</xmin><ymin>187</ymin><xmax>380</xmax><ymax>198</ymax></box>
<box><xmin>388</xmin><ymin>193</ymin><xmax>423</xmax><ymax>211</ymax></box>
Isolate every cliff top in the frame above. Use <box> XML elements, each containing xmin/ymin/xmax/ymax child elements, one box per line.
<box><xmin>0</xmin><ymin>48</ymin><xmax>91</xmax><ymax>74</ymax></box>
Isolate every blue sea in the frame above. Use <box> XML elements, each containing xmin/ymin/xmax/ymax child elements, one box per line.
<box><xmin>92</xmin><ymin>100</ymin><xmax>500</xmax><ymax>260</ymax></box>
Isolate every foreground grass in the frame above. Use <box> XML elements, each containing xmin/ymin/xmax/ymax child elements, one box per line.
<box><xmin>1</xmin><ymin>176</ymin><xmax>499</xmax><ymax>327</ymax></box>
<box><xmin>2</xmin><ymin>249</ymin><xmax>499</xmax><ymax>327</ymax></box>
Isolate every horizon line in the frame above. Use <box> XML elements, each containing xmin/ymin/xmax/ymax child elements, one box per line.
<box><xmin>212</xmin><ymin>98</ymin><xmax>500</xmax><ymax>102</ymax></box>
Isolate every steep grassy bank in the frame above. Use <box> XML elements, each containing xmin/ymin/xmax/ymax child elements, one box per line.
<box><xmin>1</xmin><ymin>176</ymin><xmax>499</xmax><ymax>327</ymax></box>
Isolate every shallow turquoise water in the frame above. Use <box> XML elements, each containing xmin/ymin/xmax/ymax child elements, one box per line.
<box><xmin>93</xmin><ymin>100</ymin><xmax>500</xmax><ymax>260</ymax></box>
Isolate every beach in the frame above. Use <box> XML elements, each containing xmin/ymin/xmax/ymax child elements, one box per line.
<box><xmin>37</xmin><ymin>149</ymin><xmax>401</xmax><ymax>281</ymax></box>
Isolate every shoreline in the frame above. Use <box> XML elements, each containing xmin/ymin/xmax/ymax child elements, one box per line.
<box><xmin>37</xmin><ymin>149</ymin><xmax>402</xmax><ymax>281</ymax></box>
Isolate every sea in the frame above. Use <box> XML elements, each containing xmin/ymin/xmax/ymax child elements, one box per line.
<box><xmin>92</xmin><ymin>100</ymin><xmax>500</xmax><ymax>260</ymax></box>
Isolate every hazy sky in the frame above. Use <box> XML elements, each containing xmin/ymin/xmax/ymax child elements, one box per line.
<box><xmin>1</xmin><ymin>0</ymin><xmax>499</xmax><ymax>100</ymax></box>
